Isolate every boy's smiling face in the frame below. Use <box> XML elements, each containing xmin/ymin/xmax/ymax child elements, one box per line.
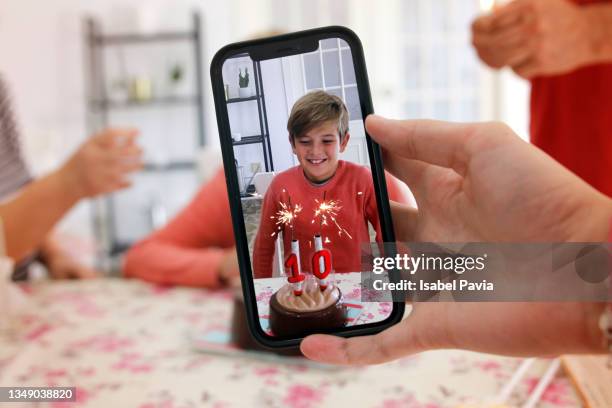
<box><xmin>291</xmin><ymin>120</ymin><xmax>350</xmax><ymax>183</ymax></box>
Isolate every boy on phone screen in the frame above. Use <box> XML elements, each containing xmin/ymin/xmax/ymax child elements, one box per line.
<box><xmin>253</xmin><ymin>91</ymin><xmax>401</xmax><ymax>278</ymax></box>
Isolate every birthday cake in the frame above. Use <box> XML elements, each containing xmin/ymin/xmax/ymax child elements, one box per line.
<box><xmin>269</xmin><ymin>276</ymin><xmax>347</xmax><ymax>338</ymax></box>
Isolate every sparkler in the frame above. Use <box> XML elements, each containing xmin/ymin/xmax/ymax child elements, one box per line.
<box><xmin>270</xmin><ymin>194</ymin><xmax>302</xmax><ymax>240</ymax></box>
<box><xmin>311</xmin><ymin>191</ymin><xmax>352</xmax><ymax>240</ymax></box>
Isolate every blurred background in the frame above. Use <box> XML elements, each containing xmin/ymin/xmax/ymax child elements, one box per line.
<box><xmin>0</xmin><ymin>0</ymin><xmax>529</xmax><ymax>271</ymax></box>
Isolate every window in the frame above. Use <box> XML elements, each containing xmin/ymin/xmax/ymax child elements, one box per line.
<box><xmin>301</xmin><ymin>38</ymin><xmax>362</xmax><ymax>119</ymax></box>
<box><xmin>270</xmin><ymin>0</ymin><xmax>489</xmax><ymax>124</ymax></box>
<box><xmin>397</xmin><ymin>0</ymin><xmax>483</xmax><ymax>121</ymax></box>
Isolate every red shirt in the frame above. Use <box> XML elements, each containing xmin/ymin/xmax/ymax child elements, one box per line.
<box><xmin>530</xmin><ymin>0</ymin><xmax>612</xmax><ymax>197</ymax></box>
<box><xmin>253</xmin><ymin>161</ymin><xmax>390</xmax><ymax>278</ymax></box>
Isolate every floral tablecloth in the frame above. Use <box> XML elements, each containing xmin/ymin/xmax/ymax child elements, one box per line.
<box><xmin>0</xmin><ymin>279</ymin><xmax>581</xmax><ymax>408</ymax></box>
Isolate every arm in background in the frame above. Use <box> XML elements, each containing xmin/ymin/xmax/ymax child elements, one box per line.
<box><xmin>123</xmin><ymin>169</ymin><xmax>236</xmax><ymax>288</ymax></box>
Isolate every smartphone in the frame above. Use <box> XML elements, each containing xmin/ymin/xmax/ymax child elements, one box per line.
<box><xmin>211</xmin><ymin>26</ymin><xmax>404</xmax><ymax>348</ymax></box>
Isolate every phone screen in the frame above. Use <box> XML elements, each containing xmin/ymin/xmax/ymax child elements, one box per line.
<box><xmin>216</xmin><ymin>33</ymin><xmax>396</xmax><ymax>340</ymax></box>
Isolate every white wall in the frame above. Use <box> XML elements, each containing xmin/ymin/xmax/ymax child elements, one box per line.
<box><xmin>499</xmin><ymin>70</ymin><xmax>530</xmax><ymax>140</ymax></box>
<box><xmin>260</xmin><ymin>58</ymin><xmax>293</xmax><ymax>173</ymax></box>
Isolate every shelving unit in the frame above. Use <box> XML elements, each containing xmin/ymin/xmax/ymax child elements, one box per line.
<box><xmin>225</xmin><ymin>55</ymin><xmax>274</xmax><ymax>174</ymax></box>
<box><xmin>84</xmin><ymin>12</ymin><xmax>206</xmax><ymax>264</ymax></box>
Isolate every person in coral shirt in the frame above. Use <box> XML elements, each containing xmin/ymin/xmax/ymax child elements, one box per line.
<box><xmin>253</xmin><ymin>91</ymin><xmax>392</xmax><ymax>279</ymax></box>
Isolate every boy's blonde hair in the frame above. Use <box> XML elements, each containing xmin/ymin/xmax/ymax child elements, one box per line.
<box><xmin>287</xmin><ymin>91</ymin><xmax>349</xmax><ymax>142</ymax></box>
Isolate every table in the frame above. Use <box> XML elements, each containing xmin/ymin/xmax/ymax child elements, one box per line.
<box><xmin>0</xmin><ymin>279</ymin><xmax>581</xmax><ymax>407</ymax></box>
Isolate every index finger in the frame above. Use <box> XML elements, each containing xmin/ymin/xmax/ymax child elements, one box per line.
<box><xmin>365</xmin><ymin>115</ymin><xmax>476</xmax><ymax>176</ymax></box>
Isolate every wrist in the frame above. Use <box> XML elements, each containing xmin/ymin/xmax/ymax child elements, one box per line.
<box><xmin>572</xmin><ymin>193</ymin><xmax>612</xmax><ymax>355</ymax></box>
<box><xmin>39</xmin><ymin>237</ymin><xmax>70</xmax><ymax>268</ymax></box>
<box><xmin>217</xmin><ymin>247</ymin><xmax>240</xmax><ymax>286</ymax></box>
<box><xmin>570</xmin><ymin>192</ymin><xmax>612</xmax><ymax>242</ymax></box>
<box><xmin>217</xmin><ymin>253</ymin><xmax>232</xmax><ymax>287</ymax></box>
<box><xmin>37</xmin><ymin>238</ymin><xmax>60</xmax><ymax>265</ymax></box>
<box><xmin>217</xmin><ymin>264</ymin><xmax>229</xmax><ymax>286</ymax></box>
<box><xmin>54</xmin><ymin>161</ymin><xmax>86</xmax><ymax>202</ymax></box>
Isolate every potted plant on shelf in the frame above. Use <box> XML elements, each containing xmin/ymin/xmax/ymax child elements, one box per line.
<box><xmin>238</xmin><ymin>68</ymin><xmax>250</xmax><ymax>98</ymax></box>
<box><xmin>167</xmin><ymin>62</ymin><xmax>185</xmax><ymax>97</ymax></box>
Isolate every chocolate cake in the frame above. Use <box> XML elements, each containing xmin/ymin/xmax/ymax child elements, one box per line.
<box><xmin>269</xmin><ymin>276</ymin><xmax>347</xmax><ymax>338</ymax></box>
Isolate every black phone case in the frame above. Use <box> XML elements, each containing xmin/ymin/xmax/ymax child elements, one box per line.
<box><xmin>210</xmin><ymin>26</ymin><xmax>405</xmax><ymax>349</ymax></box>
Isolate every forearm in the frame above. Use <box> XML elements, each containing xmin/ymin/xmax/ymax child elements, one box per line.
<box><xmin>123</xmin><ymin>241</ymin><xmax>225</xmax><ymax>288</ymax></box>
<box><xmin>582</xmin><ymin>3</ymin><xmax>612</xmax><ymax>64</ymax></box>
<box><xmin>568</xmin><ymin>189</ymin><xmax>612</xmax><ymax>242</ymax></box>
<box><xmin>0</xmin><ymin>168</ymin><xmax>80</xmax><ymax>261</ymax></box>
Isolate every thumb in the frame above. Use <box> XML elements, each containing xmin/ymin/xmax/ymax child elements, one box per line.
<box><xmin>300</xmin><ymin>318</ymin><xmax>419</xmax><ymax>365</ymax></box>
<box><xmin>366</xmin><ymin>115</ymin><xmax>478</xmax><ymax>176</ymax></box>
<box><xmin>301</xmin><ymin>303</ymin><xmax>454</xmax><ymax>365</ymax></box>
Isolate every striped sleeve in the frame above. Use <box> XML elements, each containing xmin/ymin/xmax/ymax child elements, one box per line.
<box><xmin>0</xmin><ymin>75</ymin><xmax>32</xmax><ymax>201</ymax></box>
